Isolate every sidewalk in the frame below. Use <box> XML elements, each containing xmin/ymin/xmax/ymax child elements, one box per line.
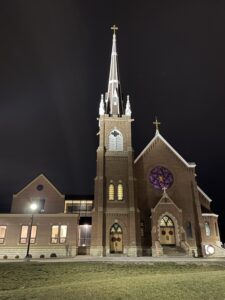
<box><xmin>1</xmin><ymin>255</ymin><xmax>225</xmax><ymax>264</ymax></box>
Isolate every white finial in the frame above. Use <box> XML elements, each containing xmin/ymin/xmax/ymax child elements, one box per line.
<box><xmin>125</xmin><ymin>95</ymin><xmax>131</xmax><ymax>116</ymax></box>
<box><xmin>99</xmin><ymin>94</ymin><xmax>105</xmax><ymax>116</ymax></box>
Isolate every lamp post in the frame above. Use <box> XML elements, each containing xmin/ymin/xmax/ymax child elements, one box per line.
<box><xmin>25</xmin><ymin>203</ymin><xmax>38</xmax><ymax>260</ymax></box>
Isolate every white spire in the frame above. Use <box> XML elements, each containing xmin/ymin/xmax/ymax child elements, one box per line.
<box><xmin>99</xmin><ymin>94</ymin><xmax>105</xmax><ymax>116</ymax></box>
<box><xmin>125</xmin><ymin>95</ymin><xmax>131</xmax><ymax>116</ymax></box>
<box><xmin>106</xmin><ymin>25</ymin><xmax>122</xmax><ymax>115</ymax></box>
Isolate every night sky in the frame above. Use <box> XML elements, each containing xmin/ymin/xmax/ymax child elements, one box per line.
<box><xmin>1</xmin><ymin>1</ymin><xmax>225</xmax><ymax>240</ymax></box>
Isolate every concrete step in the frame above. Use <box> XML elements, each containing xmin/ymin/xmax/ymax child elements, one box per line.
<box><xmin>162</xmin><ymin>246</ymin><xmax>187</xmax><ymax>257</ymax></box>
<box><xmin>108</xmin><ymin>253</ymin><xmax>127</xmax><ymax>257</ymax></box>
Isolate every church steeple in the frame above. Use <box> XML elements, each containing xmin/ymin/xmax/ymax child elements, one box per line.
<box><xmin>105</xmin><ymin>25</ymin><xmax>123</xmax><ymax>116</ymax></box>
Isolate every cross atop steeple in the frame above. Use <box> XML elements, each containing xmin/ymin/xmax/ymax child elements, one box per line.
<box><xmin>111</xmin><ymin>25</ymin><xmax>118</xmax><ymax>34</ymax></box>
<box><xmin>153</xmin><ymin>116</ymin><xmax>161</xmax><ymax>134</ymax></box>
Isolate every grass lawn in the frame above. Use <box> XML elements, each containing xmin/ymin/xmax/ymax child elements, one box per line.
<box><xmin>0</xmin><ymin>262</ymin><xmax>225</xmax><ymax>299</ymax></box>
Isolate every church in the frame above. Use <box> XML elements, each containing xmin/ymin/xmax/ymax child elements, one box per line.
<box><xmin>0</xmin><ymin>27</ymin><xmax>224</xmax><ymax>259</ymax></box>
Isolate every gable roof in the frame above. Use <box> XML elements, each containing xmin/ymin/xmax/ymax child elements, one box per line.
<box><xmin>134</xmin><ymin>131</ymin><xmax>196</xmax><ymax>168</ymax></box>
<box><xmin>13</xmin><ymin>174</ymin><xmax>64</xmax><ymax>198</ymax></box>
<box><xmin>197</xmin><ymin>186</ymin><xmax>212</xmax><ymax>203</ymax></box>
<box><xmin>153</xmin><ymin>190</ymin><xmax>181</xmax><ymax>212</ymax></box>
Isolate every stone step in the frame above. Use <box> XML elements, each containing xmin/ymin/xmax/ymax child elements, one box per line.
<box><xmin>162</xmin><ymin>246</ymin><xmax>187</xmax><ymax>257</ymax></box>
<box><xmin>108</xmin><ymin>253</ymin><xmax>127</xmax><ymax>257</ymax></box>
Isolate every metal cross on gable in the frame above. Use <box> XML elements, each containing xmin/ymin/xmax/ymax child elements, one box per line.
<box><xmin>153</xmin><ymin>116</ymin><xmax>161</xmax><ymax>132</ymax></box>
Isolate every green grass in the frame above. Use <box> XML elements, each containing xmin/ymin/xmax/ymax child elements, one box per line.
<box><xmin>0</xmin><ymin>262</ymin><xmax>225</xmax><ymax>299</ymax></box>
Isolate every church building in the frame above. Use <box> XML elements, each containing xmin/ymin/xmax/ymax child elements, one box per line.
<box><xmin>0</xmin><ymin>27</ymin><xmax>224</xmax><ymax>259</ymax></box>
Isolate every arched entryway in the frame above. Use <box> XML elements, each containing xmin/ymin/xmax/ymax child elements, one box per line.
<box><xmin>110</xmin><ymin>223</ymin><xmax>123</xmax><ymax>253</ymax></box>
<box><xmin>159</xmin><ymin>215</ymin><xmax>175</xmax><ymax>245</ymax></box>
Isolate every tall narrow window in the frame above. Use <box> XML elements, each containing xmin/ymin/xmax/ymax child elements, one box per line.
<box><xmin>140</xmin><ymin>221</ymin><xmax>144</xmax><ymax>237</ymax></box>
<box><xmin>186</xmin><ymin>222</ymin><xmax>192</xmax><ymax>238</ymax></box>
<box><xmin>117</xmin><ymin>183</ymin><xmax>123</xmax><ymax>201</ymax></box>
<box><xmin>60</xmin><ymin>225</ymin><xmax>67</xmax><ymax>243</ymax></box>
<box><xmin>20</xmin><ymin>225</ymin><xmax>37</xmax><ymax>244</ymax></box>
<box><xmin>51</xmin><ymin>225</ymin><xmax>59</xmax><ymax>243</ymax></box>
<box><xmin>108</xmin><ymin>130</ymin><xmax>123</xmax><ymax>151</ymax></box>
<box><xmin>0</xmin><ymin>226</ymin><xmax>6</xmax><ymax>244</ymax></box>
<box><xmin>109</xmin><ymin>184</ymin><xmax>115</xmax><ymax>201</ymax></box>
<box><xmin>205</xmin><ymin>222</ymin><xmax>211</xmax><ymax>237</ymax></box>
<box><xmin>30</xmin><ymin>226</ymin><xmax>37</xmax><ymax>244</ymax></box>
<box><xmin>39</xmin><ymin>199</ymin><xmax>45</xmax><ymax>213</ymax></box>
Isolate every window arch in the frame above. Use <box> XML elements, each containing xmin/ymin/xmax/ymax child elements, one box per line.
<box><xmin>109</xmin><ymin>184</ymin><xmax>115</xmax><ymax>201</ymax></box>
<box><xmin>205</xmin><ymin>222</ymin><xmax>211</xmax><ymax>236</ymax></box>
<box><xmin>117</xmin><ymin>183</ymin><xmax>123</xmax><ymax>201</ymax></box>
<box><xmin>160</xmin><ymin>215</ymin><xmax>174</xmax><ymax>227</ymax></box>
<box><xmin>110</xmin><ymin>223</ymin><xmax>122</xmax><ymax>234</ymax></box>
<box><xmin>108</xmin><ymin>130</ymin><xmax>123</xmax><ymax>151</ymax></box>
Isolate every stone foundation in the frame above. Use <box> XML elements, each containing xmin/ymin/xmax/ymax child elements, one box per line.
<box><xmin>90</xmin><ymin>246</ymin><xmax>104</xmax><ymax>256</ymax></box>
<box><xmin>0</xmin><ymin>246</ymin><xmax>77</xmax><ymax>260</ymax></box>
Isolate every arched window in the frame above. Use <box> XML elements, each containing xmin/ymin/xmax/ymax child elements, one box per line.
<box><xmin>186</xmin><ymin>222</ymin><xmax>192</xmax><ymax>238</ymax></box>
<box><xmin>117</xmin><ymin>183</ymin><xmax>123</xmax><ymax>201</ymax></box>
<box><xmin>160</xmin><ymin>215</ymin><xmax>174</xmax><ymax>227</ymax></box>
<box><xmin>110</xmin><ymin>223</ymin><xmax>122</xmax><ymax>234</ymax></box>
<box><xmin>109</xmin><ymin>184</ymin><xmax>115</xmax><ymax>201</ymax></box>
<box><xmin>205</xmin><ymin>222</ymin><xmax>211</xmax><ymax>236</ymax></box>
<box><xmin>108</xmin><ymin>130</ymin><xmax>123</xmax><ymax>151</ymax></box>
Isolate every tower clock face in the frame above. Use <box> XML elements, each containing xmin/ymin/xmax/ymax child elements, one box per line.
<box><xmin>149</xmin><ymin>166</ymin><xmax>174</xmax><ymax>190</ymax></box>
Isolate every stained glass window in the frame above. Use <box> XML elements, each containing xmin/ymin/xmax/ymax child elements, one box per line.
<box><xmin>149</xmin><ymin>166</ymin><xmax>174</xmax><ymax>190</ymax></box>
<box><xmin>108</xmin><ymin>130</ymin><xmax>123</xmax><ymax>151</ymax></box>
<box><xmin>118</xmin><ymin>183</ymin><xmax>123</xmax><ymax>201</ymax></box>
<box><xmin>205</xmin><ymin>222</ymin><xmax>211</xmax><ymax>237</ymax></box>
<box><xmin>109</xmin><ymin>184</ymin><xmax>115</xmax><ymax>201</ymax></box>
<box><xmin>160</xmin><ymin>216</ymin><xmax>174</xmax><ymax>227</ymax></box>
<box><xmin>110</xmin><ymin>223</ymin><xmax>122</xmax><ymax>234</ymax></box>
<box><xmin>160</xmin><ymin>218</ymin><xmax>166</xmax><ymax>226</ymax></box>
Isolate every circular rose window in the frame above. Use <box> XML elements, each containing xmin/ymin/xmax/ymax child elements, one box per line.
<box><xmin>149</xmin><ymin>166</ymin><xmax>174</xmax><ymax>190</ymax></box>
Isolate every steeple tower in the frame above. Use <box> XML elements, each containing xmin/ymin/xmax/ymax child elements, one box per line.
<box><xmin>91</xmin><ymin>26</ymin><xmax>140</xmax><ymax>257</ymax></box>
<box><xmin>106</xmin><ymin>25</ymin><xmax>123</xmax><ymax>116</ymax></box>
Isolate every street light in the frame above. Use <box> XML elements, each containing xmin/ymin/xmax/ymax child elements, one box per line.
<box><xmin>25</xmin><ymin>202</ymin><xmax>38</xmax><ymax>260</ymax></box>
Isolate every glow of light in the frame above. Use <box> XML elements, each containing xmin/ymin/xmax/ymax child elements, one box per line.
<box><xmin>207</xmin><ymin>245</ymin><xmax>215</xmax><ymax>255</ymax></box>
<box><xmin>30</xmin><ymin>203</ymin><xmax>38</xmax><ymax>211</ymax></box>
